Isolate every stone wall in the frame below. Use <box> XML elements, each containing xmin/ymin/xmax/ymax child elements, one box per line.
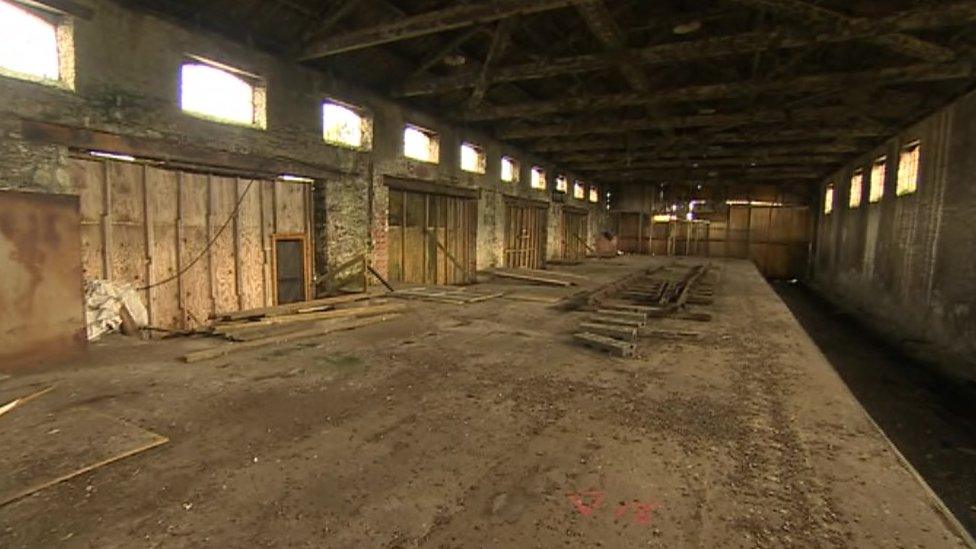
<box><xmin>0</xmin><ymin>0</ymin><xmax>608</xmax><ymax>287</ymax></box>
<box><xmin>813</xmin><ymin>89</ymin><xmax>976</xmax><ymax>384</ymax></box>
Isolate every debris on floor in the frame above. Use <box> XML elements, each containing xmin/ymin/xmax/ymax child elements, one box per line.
<box><xmin>488</xmin><ymin>268</ymin><xmax>582</xmax><ymax>287</ymax></box>
<box><xmin>84</xmin><ymin>280</ymin><xmax>149</xmax><ymax>341</ymax></box>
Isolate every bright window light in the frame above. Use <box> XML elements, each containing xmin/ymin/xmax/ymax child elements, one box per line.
<box><xmin>530</xmin><ymin>167</ymin><xmax>546</xmax><ymax>190</ymax></box>
<box><xmin>501</xmin><ymin>156</ymin><xmax>519</xmax><ymax>182</ymax></box>
<box><xmin>897</xmin><ymin>142</ymin><xmax>920</xmax><ymax>196</ymax></box>
<box><xmin>869</xmin><ymin>156</ymin><xmax>886</xmax><ymax>203</ymax></box>
<box><xmin>588</xmin><ymin>186</ymin><xmax>599</xmax><ymax>203</ymax></box>
<box><xmin>849</xmin><ymin>169</ymin><xmax>863</xmax><ymax>209</ymax></box>
<box><xmin>323</xmin><ymin>101</ymin><xmax>364</xmax><ymax>148</ymax></box>
<box><xmin>573</xmin><ymin>181</ymin><xmax>586</xmax><ymax>200</ymax></box>
<box><xmin>824</xmin><ymin>184</ymin><xmax>834</xmax><ymax>215</ymax></box>
<box><xmin>460</xmin><ymin>142</ymin><xmax>485</xmax><ymax>174</ymax></box>
<box><xmin>181</xmin><ymin>62</ymin><xmax>258</xmax><ymax>127</ymax></box>
<box><xmin>404</xmin><ymin>125</ymin><xmax>438</xmax><ymax>163</ymax></box>
<box><xmin>555</xmin><ymin>175</ymin><xmax>568</xmax><ymax>193</ymax></box>
<box><xmin>0</xmin><ymin>1</ymin><xmax>60</xmax><ymax>82</ymax></box>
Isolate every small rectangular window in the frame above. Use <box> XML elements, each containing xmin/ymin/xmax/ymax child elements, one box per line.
<box><xmin>501</xmin><ymin>156</ymin><xmax>519</xmax><ymax>182</ymax></box>
<box><xmin>555</xmin><ymin>175</ymin><xmax>569</xmax><ymax>193</ymax></box>
<box><xmin>869</xmin><ymin>156</ymin><xmax>886</xmax><ymax>203</ymax></box>
<box><xmin>897</xmin><ymin>141</ymin><xmax>920</xmax><ymax>196</ymax></box>
<box><xmin>824</xmin><ymin>183</ymin><xmax>834</xmax><ymax>215</ymax></box>
<box><xmin>323</xmin><ymin>100</ymin><xmax>368</xmax><ymax>149</ymax></box>
<box><xmin>588</xmin><ymin>186</ymin><xmax>599</xmax><ymax>203</ymax></box>
<box><xmin>0</xmin><ymin>0</ymin><xmax>74</xmax><ymax>89</ymax></box>
<box><xmin>530</xmin><ymin>167</ymin><xmax>547</xmax><ymax>190</ymax></box>
<box><xmin>573</xmin><ymin>181</ymin><xmax>586</xmax><ymax>200</ymax></box>
<box><xmin>404</xmin><ymin>125</ymin><xmax>439</xmax><ymax>163</ymax></box>
<box><xmin>181</xmin><ymin>58</ymin><xmax>266</xmax><ymax>128</ymax></box>
<box><xmin>460</xmin><ymin>142</ymin><xmax>486</xmax><ymax>174</ymax></box>
<box><xmin>849</xmin><ymin>169</ymin><xmax>863</xmax><ymax>209</ymax></box>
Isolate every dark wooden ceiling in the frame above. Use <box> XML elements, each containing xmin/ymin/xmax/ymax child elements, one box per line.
<box><xmin>124</xmin><ymin>0</ymin><xmax>976</xmax><ymax>188</ymax></box>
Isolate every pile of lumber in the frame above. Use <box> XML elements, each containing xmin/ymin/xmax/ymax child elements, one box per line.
<box><xmin>182</xmin><ymin>295</ymin><xmax>406</xmax><ymax>363</ymax></box>
<box><xmin>489</xmin><ymin>267</ymin><xmax>587</xmax><ymax>287</ymax></box>
<box><xmin>573</xmin><ymin>263</ymin><xmax>717</xmax><ymax>357</ymax></box>
<box><xmin>391</xmin><ymin>286</ymin><xmax>505</xmax><ymax>305</ymax></box>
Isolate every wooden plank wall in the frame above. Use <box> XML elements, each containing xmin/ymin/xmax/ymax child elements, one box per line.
<box><xmin>504</xmin><ymin>201</ymin><xmax>548</xmax><ymax>269</ymax></box>
<box><xmin>68</xmin><ymin>156</ymin><xmax>312</xmax><ymax>331</ymax></box>
<box><xmin>561</xmin><ymin>210</ymin><xmax>588</xmax><ymax>261</ymax></box>
<box><xmin>387</xmin><ymin>188</ymin><xmax>477</xmax><ymax>285</ymax></box>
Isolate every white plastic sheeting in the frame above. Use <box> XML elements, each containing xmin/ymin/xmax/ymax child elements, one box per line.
<box><xmin>84</xmin><ymin>280</ymin><xmax>148</xmax><ymax>341</ymax></box>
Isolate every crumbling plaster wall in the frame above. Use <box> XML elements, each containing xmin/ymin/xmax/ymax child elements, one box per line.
<box><xmin>0</xmin><ymin>0</ymin><xmax>607</xmax><ymax>287</ymax></box>
<box><xmin>813</xmin><ymin>89</ymin><xmax>976</xmax><ymax>384</ymax></box>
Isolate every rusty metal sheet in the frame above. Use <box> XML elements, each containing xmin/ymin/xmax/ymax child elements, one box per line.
<box><xmin>0</xmin><ymin>190</ymin><xmax>86</xmax><ymax>370</ymax></box>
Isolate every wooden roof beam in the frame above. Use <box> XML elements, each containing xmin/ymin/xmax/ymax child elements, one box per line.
<box><xmin>537</xmin><ymin>138</ymin><xmax>860</xmax><ymax>155</ymax></box>
<box><xmin>498</xmin><ymin>106</ymin><xmax>887</xmax><ymax>140</ymax></box>
<box><xmin>300</xmin><ymin>0</ymin><xmax>587</xmax><ymax>60</ymax></box>
<box><xmin>566</xmin><ymin>154</ymin><xmax>844</xmax><ymax>172</ymax></box>
<box><xmin>726</xmin><ymin>0</ymin><xmax>956</xmax><ymax>62</ymax></box>
<box><xmin>553</xmin><ymin>144</ymin><xmax>858</xmax><ymax>162</ymax></box>
<box><xmin>572</xmin><ymin>0</ymin><xmax>651</xmax><ymax>93</ymax></box>
<box><xmin>465</xmin><ymin>62</ymin><xmax>973</xmax><ymax>121</ymax></box>
<box><xmin>397</xmin><ymin>2</ymin><xmax>976</xmax><ymax>97</ymax></box>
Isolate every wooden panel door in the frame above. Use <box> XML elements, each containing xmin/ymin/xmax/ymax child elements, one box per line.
<box><xmin>562</xmin><ymin>210</ymin><xmax>588</xmax><ymax>261</ymax></box>
<box><xmin>387</xmin><ymin>189</ymin><xmax>476</xmax><ymax>285</ymax></box>
<box><xmin>505</xmin><ymin>202</ymin><xmax>547</xmax><ymax>269</ymax></box>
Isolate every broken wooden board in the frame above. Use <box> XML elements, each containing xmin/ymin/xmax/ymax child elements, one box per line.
<box><xmin>599</xmin><ymin>304</ymin><xmax>664</xmax><ymax>315</ymax></box>
<box><xmin>574</xmin><ymin>332</ymin><xmax>635</xmax><ymax>357</ymax></box>
<box><xmin>489</xmin><ymin>269</ymin><xmax>575</xmax><ymax>287</ymax></box>
<box><xmin>641</xmin><ymin>329</ymin><xmax>703</xmax><ymax>340</ymax></box>
<box><xmin>212</xmin><ymin>293</ymin><xmax>369</xmax><ymax>322</ymax></box>
<box><xmin>589</xmin><ymin>315</ymin><xmax>643</xmax><ymax>330</ymax></box>
<box><xmin>516</xmin><ymin>267</ymin><xmax>590</xmax><ymax>281</ymax></box>
<box><xmin>0</xmin><ymin>386</ymin><xmax>54</xmax><ymax>419</ymax></box>
<box><xmin>0</xmin><ymin>406</ymin><xmax>168</xmax><ymax>507</ymax></box>
<box><xmin>674</xmin><ymin>311</ymin><xmax>713</xmax><ymax>322</ymax></box>
<box><xmin>595</xmin><ymin>309</ymin><xmax>647</xmax><ymax>324</ymax></box>
<box><xmin>501</xmin><ymin>293</ymin><xmax>565</xmax><ymax>304</ymax></box>
<box><xmin>185</xmin><ymin>314</ymin><xmax>402</xmax><ymax>363</ymax></box>
<box><xmin>392</xmin><ymin>287</ymin><xmax>505</xmax><ymax>305</ymax></box>
<box><xmin>579</xmin><ymin>322</ymin><xmax>637</xmax><ymax>341</ymax></box>
<box><xmin>216</xmin><ymin>303</ymin><xmax>406</xmax><ymax>336</ymax></box>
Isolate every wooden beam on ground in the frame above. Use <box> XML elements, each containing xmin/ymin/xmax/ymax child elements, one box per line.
<box><xmin>579</xmin><ymin>322</ymin><xmax>637</xmax><ymax>341</ymax></box>
<box><xmin>465</xmin><ymin>63</ymin><xmax>973</xmax><ymax>122</ymax></box>
<box><xmin>574</xmin><ymin>332</ymin><xmax>636</xmax><ymax>357</ymax></box>
<box><xmin>185</xmin><ymin>314</ymin><xmax>402</xmax><ymax>362</ymax></box>
<box><xmin>213</xmin><ymin>293</ymin><xmax>368</xmax><ymax>322</ymax></box>
<box><xmin>300</xmin><ymin>0</ymin><xmax>585</xmax><ymax>60</ymax></box>
<box><xmin>490</xmin><ymin>269</ymin><xmax>576</xmax><ymax>286</ymax></box>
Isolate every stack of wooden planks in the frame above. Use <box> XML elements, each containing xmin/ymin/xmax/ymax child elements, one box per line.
<box><xmin>182</xmin><ymin>294</ymin><xmax>406</xmax><ymax>363</ymax></box>
<box><xmin>572</xmin><ymin>263</ymin><xmax>718</xmax><ymax>357</ymax></box>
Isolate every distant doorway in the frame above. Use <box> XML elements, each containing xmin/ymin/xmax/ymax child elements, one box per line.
<box><xmin>273</xmin><ymin>234</ymin><xmax>309</xmax><ymax>305</ymax></box>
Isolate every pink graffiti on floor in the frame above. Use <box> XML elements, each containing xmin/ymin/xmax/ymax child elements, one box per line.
<box><xmin>567</xmin><ymin>491</ymin><xmax>661</xmax><ymax>526</ymax></box>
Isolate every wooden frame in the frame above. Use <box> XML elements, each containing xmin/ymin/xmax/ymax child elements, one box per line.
<box><xmin>270</xmin><ymin>233</ymin><xmax>312</xmax><ymax>305</ymax></box>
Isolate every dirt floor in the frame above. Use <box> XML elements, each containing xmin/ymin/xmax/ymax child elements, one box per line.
<box><xmin>774</xmin><ymin>281</ymin><xmax>976</xmax><ymax>538</ymax></box>
<box><xmin>0</xmin><ymin>257</ymin><xmax>971</xmax><ymax>548</ymax></box>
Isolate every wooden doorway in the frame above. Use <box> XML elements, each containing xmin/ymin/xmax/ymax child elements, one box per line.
<box><xmin>272</xmin><ymin>234</ymin><xmax>310</xmax><ymax>305</ymax></box>
<box><xmin>505</xmin><ymin>199</ymin><xmax>548</xmax><ymax>269</ymax></box>
<box><xmin>561</xmin><ymin>209</ymin><xmax>588</xmax><ymax>261</ymax></box>
<box><xmin>387</xmin><ymin>187</ymin><xmax>477</xmax><ymax>285</ymax></box>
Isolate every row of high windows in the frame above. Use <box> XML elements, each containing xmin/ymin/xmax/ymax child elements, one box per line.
<box><xmin>823</xmin><ymin>141</ymin><xmax>920</xmax><ymax>215</ymax></box>
<box><xmin>0</xmin><ymin>0</ymin><xmax>603</xmax><ymax>203</ymax></box>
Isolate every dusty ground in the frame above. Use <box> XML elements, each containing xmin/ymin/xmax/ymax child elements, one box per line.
<box><xmin>0</xmin><ymin>257</ymin><xmax>970</xmax><ymax>548</ymax></box>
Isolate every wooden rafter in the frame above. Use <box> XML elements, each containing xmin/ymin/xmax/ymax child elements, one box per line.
<box><xmin>552</xmin><ymin>143</ymin><xmax>859</xmax><ymax>161</ymax></box>
<box><xmin>397</xmin><ymin>1</ymin><xmax>976</xmax><ymax>98</ymax></box>
<box><xmin>536</xmin><ymin>137</ymin><xmax>860</xmax><ymax>155</ymax></box>
<box><xmin>300</xmin><ymin>0</ymin><xmax>588</xmax><ymax>60</ymax></box>
<box><xmin>572</xmin><ymin>0</ymin><xmax>650</xmax><ymax>93</ymax></box>
<box><xmin>726</xmin><ymin>0</ymin><xmax>956</xmax><ymax>62</ymax></box>
<box><xmin>566</xmin><ymin>154</ymin><xmax>844</xmax><ymax>172</ymax></box>
<box><xmin>498</xmin><ymin>106</ymin><xmax>886</xmax><ymax>140</ymax></box>
<box><xmin>463</xmin><ymin>63</ymin><xmax>973</xmax><ymax>121</ymax></box>
<box><xmin>468</xmin><ymin>18</ymin><xmax>517</xmax><ymax>108</ymax></box>
<box><xmin>409</xmin><ymin>25</ymin><xmax>487</xmax><ymax>78</ymax></box>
